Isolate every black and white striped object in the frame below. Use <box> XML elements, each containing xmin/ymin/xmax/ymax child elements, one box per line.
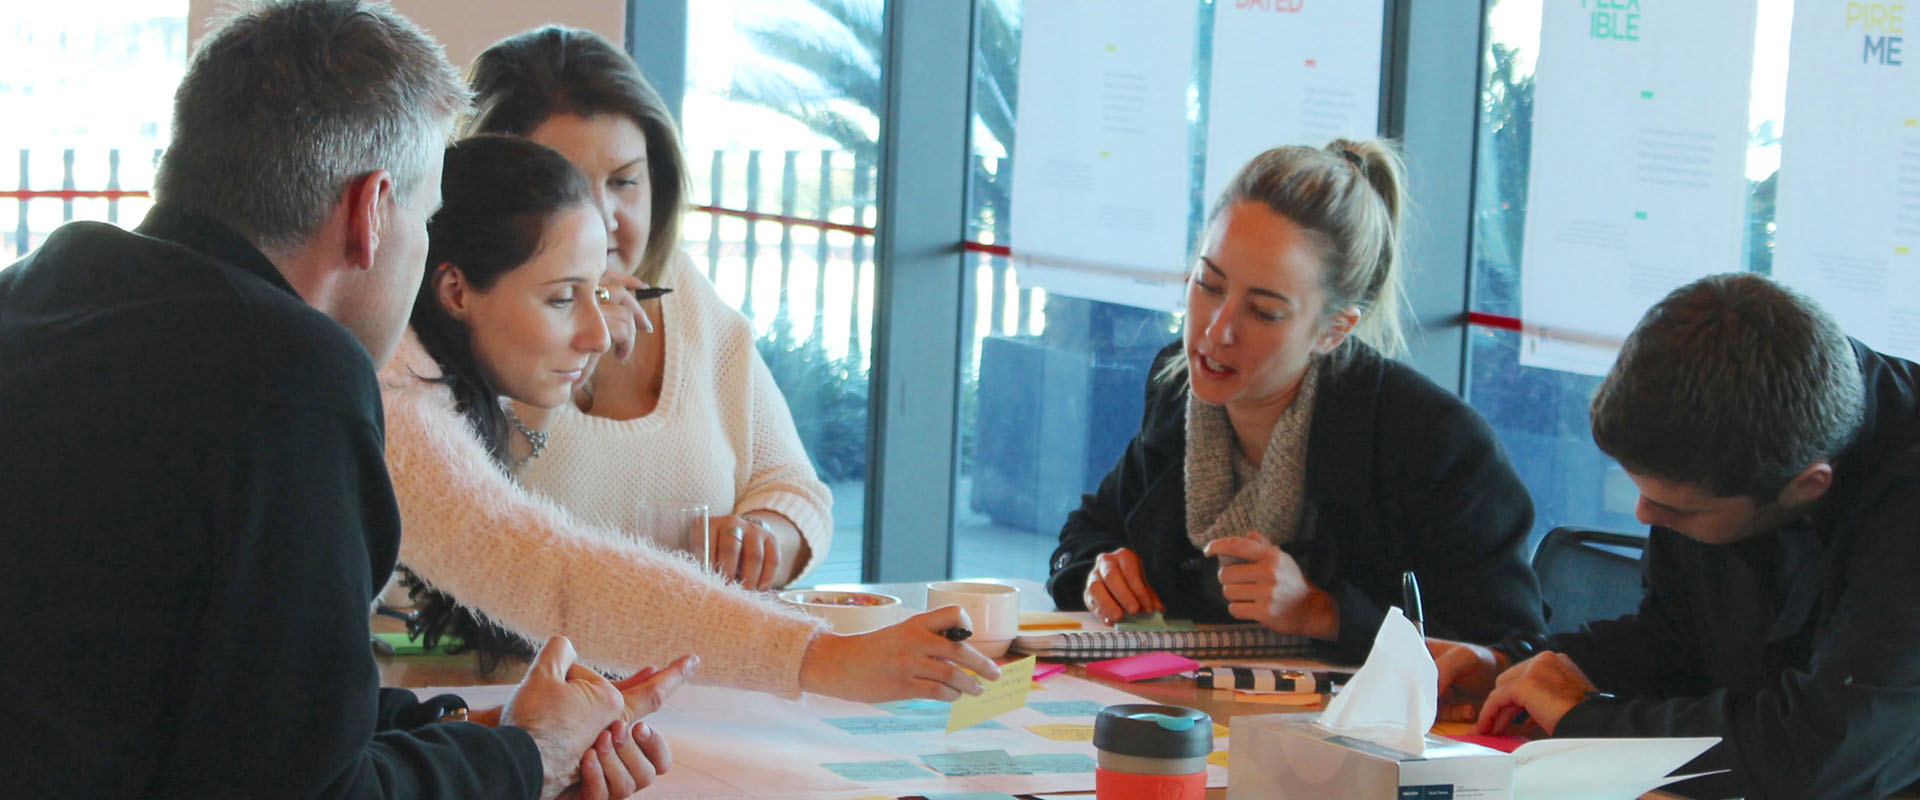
<box><xmin>1195</xmin><ymin>666</ymin><xmax>1341</xmax><ymax>694</ymax></box>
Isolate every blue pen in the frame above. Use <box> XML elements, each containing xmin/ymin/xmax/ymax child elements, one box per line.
<box><xmin>1401</xmin><ymin>570</ymin><xmax>1424</xmax><ymax>637</ymax></box>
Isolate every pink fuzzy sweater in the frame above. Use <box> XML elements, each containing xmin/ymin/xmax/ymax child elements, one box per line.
<box><xmin>379</xmin><ymin>332</ymin><xmax>824</xmax><ymax>696</ymax></box>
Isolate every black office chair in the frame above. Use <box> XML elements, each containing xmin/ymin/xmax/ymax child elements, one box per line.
<box><xmin>1532</xmin><ymin>526</ymin><xmax>1648</xmax><ymax>634</ymax></box>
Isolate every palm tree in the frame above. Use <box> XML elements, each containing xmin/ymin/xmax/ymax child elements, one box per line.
<box><xmin>727</xmin><ymin>0</ymin><xmax>1022</xmax><ymax>218</ymax></box>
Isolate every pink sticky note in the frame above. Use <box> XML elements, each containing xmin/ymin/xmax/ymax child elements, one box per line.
<box><xmin>1084</xmin><ymin>652</ymin><xmax>1199</xmax><ymax>683</ymax></box>
<box><xmin>1033</xmin><ymin>663</ymin><xmax>1067</xmax><ymax>682</ymax></box>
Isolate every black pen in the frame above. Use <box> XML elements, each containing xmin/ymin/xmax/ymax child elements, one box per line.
<box><xmin>1402</xmin><ymin>570</ymin><xmax>1424</xmax><ymax>637</ymax></box>
<box><xmin>633</xmin><ymin>286</ymin><xmax>673</xmax><ymax>300</ymax></box>
<box><xmin>940</xmin><ymin>626</ymin><xmax>972</xmax><ymax>642</ymax></box>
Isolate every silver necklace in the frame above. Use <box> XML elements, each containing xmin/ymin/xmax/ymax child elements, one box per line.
<box><xmin>501</xmin><ymin>401</ymin><xmax>549</xmax><ymax>469</ymax></box>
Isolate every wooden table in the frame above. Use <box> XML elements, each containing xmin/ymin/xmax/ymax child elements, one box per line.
<box><xmin>374</xmin><ymin>578</ymin><xmax>1321</xmax><ymax>799</ymax></box>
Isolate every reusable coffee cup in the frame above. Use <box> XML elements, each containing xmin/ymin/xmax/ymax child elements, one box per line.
<box><xmin>1092</xmin><ymin>703</ymin><xmax>1212</xmax><ymax>800</ymax></box>
<box><xmin>924</xmin><ymin>581</ymin><xmax>1020</xmax><ymax>657</ymax></box>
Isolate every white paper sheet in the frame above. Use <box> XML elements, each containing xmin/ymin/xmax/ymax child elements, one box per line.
<box><xmin>1517</xmin><ymin>0</ymin><xmax>1758</xmax><ymax>375</ymax></box>
<box><xmin>422</xmin><ymin>674</ymin><xmax>1230</xmax><ymax>799</ymax></box>
<box><xmin>1512</xmin><ymin>737</ymin><xmax>1722</xmax><ymax>800</ymax></box>
<box><xmin>1007</xmin><ymin>0</ymin><xmax>1200</xmax><ymax>308</ymax></box>
<box><xmin>1202</xmin><ymin>0</ymin><xmax>1385</xmax><ymax>206</ymax></box>
<box><xmin>1771</xmin><ymin>1</ymin><xmax>1920</xmax><ymax>361</ymax></box>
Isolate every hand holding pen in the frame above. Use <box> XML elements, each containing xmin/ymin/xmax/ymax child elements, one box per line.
<box><xmin>589</xmin><ymin>266</ymin><xmax>671</xmax><ymax>363</ymax></box>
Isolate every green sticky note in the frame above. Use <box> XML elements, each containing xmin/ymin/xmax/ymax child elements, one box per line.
<box><xmin>1641</xmin><ymin>90</ymin><xmax>1655</xmax><ymax>99</ymax></box>
<box><xmin>1633</xmin><ymin>211</ymin><xmax>1649</xmax><ymax>221</ymax></box>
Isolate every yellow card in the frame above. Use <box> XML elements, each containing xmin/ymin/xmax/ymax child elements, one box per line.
<box><xmin>947</xmin><ymin>655</ymin><xmax>1036</xmax><ymax>733</ymax></box>
<box><xmin>1213</xmin><ymin>723</ymin><xmax>1229</xmax><ymax>738</ymax></box>
<box><xmin>1234</xmin><ymin>692</ymin><xmax>1321</xmax><ymax>706</ymax></box>
<box><xmin>1018</xmin><ymin>610</ymin><xmax>1085</xmax><ymax>630</ymax></box>
<box><xmin>1208</xmin><ymin>750</ymin><xmax>1230</xmax><ymax>768</ymax></box>
<box><xmin>1026</xmin><ymin>723</ymin><xmax>1096</xmax><ymax>742</ymax></box>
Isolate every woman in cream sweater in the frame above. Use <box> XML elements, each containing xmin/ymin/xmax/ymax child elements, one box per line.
<box><xmin>386</xmin><ymin>135</ymin><xmax>997</xmax><ymax>702</ymax></box>
<box><xmin>467</xmin><ymin>26</ymin><xmax>828</xmax><ymax>592</ymax></box>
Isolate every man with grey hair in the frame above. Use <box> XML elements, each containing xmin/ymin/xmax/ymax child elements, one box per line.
<box><xmin>0</xmin><ymin>2</ymin><xmax>684</xmax><ymax>798</ymax></box>
<box><xmin>1432</xmin><ymin>273</ymin><xmax>1920</xmax><ymax>799</ymax></box>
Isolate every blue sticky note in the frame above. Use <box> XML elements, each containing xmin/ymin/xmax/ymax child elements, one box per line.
<box><xmin>874</xmin><ymin>698</ymin><xmax>951</xmax><ymax>716</ymax></box>
<box><xmin>819</xmin><ymin>759</ymin><xmax>934</xmax><ymax>782</ymax></box>
<box><xmin>1011</xmin><ymin>752</ymin><xmax>1098</xmax><ymax>773</ymax></box>
<box><xmin>826</xmin><ymin>716</ymin><xmax>1004</xmax><ymax>735</ymax></box>
<box><xmin>826</xmin><ymin>715</ymin><xmax>945</xmax><ymax>735</ymax></box>
<box><xmin>1029</xmin><ymin>700</ymin><xmax>1105</xmax><ymax>717</ymax></box>
<box><xmin>919</xmin><ymin>749</ymin><xmax>1024</xmax><ymax>776</ymax></box>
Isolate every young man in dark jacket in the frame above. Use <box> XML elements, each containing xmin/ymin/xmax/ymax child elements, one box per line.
<box><xmin>1433</xmin><ymin>273</ymin><xmax>1920</xmax><ymax>800</ymax></box>
<box><xmin>0</xmin><ymin>2</ymin><xmax>685</xmax><ymax>797</ymax></box>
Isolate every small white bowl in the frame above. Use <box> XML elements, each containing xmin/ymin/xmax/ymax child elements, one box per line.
<box><xmin>778</xmin><ymin>590</ymin><xmax>903</xmax><ymax>634</ymax></box>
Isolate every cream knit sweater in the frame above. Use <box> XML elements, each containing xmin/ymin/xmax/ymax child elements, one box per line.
<box><xmin>379</xmin><ymin>331</ymin><xmax>825</xmax><ymax>697</ymax></box>
<box><xmin>519</xmin><ymin>252</ymin><xmax>834</xmax><ymax>581</ymax></box>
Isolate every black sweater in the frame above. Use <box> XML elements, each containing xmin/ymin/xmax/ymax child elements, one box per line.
<box><xmin>1048</xmin><ymin>341</ymin><xmax>1547</xmax><ymax>657</ymax></box>
<box><xmin>1552</xmin><ymin>341</ymin><xmax>1920</xmax><ymax>800</ymax></box>
<box><xmin>0</xmin><ymin>207</ymin><xmax>542</xmax><ymax>798</ymax></box>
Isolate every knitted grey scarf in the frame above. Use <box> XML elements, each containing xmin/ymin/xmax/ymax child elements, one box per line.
<box><xmin>1184</xmin><ymin>363</ymin><xmax>1320</xmax><ymax>556</ymax></box>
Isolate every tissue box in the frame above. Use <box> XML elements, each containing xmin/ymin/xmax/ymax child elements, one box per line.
<box><xmin>1227</xmin><ymin>714</ymin><xmax>1511</xmax><ymax>800</ymax></box>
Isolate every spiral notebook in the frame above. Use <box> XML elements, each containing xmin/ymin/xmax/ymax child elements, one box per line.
<box><xmin>1011</xmin><ymin>623</ymin><xmax>1319</xmax><ymax>660</ymax></box>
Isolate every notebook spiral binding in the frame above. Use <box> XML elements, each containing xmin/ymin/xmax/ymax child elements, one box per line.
<box><xmin>1012</xmin><ymin>624</ymin><xmax>1319</xmax><ymax>660</ymax></box>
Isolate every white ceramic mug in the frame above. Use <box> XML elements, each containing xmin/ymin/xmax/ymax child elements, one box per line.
<box><xmin>926</xmin><ymin>581</ymin><xmax>1021</xmax><ymax>658</ymax></box>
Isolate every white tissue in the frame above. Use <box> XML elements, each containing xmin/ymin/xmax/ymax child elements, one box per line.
<box><xmin>1315</xmin><ymin>606</ymin><xmax>1436</xmax><ymax>756</ymax></box>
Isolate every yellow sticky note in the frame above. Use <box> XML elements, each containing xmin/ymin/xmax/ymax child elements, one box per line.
<box><xmin>1208</xmin><ymin>750</ymin><xmax>1230</xmax><ymax>767</ymax></box>
<box><xmin>948</xmin><ymin>655</ymin><xmax>1036</xmax><ymax>733</ymax></box>
<box><xmin>1026</xmin><ymin>723</ymin><xmax>1096</xmax><ymax>742</ymax></box>
<box><xmin>1213</xmin><ymin>723</ymin><xmax>1230</xmax><ymax>738</ymax></box>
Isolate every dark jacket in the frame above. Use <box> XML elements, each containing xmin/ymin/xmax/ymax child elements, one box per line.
<box><xmin>1551</xmin><ymin>341</ymin><xmax>1920</xmax><ymax>800</ymax></box>
<box><xmin>0</xmin><ymin>208</ymin><xmax>543</xmax><ymax>798</ymax></box>
<box><xmin>1048</xmin><ymin>341</ymin><xmax>1547</xmax><ymax>657</ymax></box>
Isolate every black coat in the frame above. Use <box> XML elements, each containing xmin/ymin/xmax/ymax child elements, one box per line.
<box><xmin>1551</xmin><ymin>341</ymin><xmax>1920</xmax><ymax>800</ymax></box>
<box><xmin>1048</xmin><ymin>341</ymin><xmax>1547</xmax><ymax>657</ymax></box>
<box><xmin>0</xmin><ymin>208</ymin><xmax>543</xmax><ymax>798</ymax></box>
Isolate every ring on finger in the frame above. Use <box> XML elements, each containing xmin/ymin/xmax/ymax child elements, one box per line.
<box><xmin>729</xmin><ymin>525</ymin><xmax>745</xmax><ymax>542</ymax></box>
<box><xmin>594</xmin><ymin>286</ymin><xmax>615</xmax><ymax>303</ymax></box>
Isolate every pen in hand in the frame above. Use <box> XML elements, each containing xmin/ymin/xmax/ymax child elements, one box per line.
<box><xmin>939</xmin><ymin>626</ymin><xmax>972</xmax><ymax>642</ymax></box>
<box><xmin>632</xmin><ymin>286</ymin><xmax>673</xmax><ymax>300</ymax></box>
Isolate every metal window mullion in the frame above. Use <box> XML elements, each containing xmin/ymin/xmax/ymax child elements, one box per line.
<box><xmin>864</xmin><ymin>0</ymin><xmax>977</xmax><ymax>582</ymax></box>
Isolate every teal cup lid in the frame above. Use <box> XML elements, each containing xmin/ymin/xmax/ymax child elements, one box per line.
<box><xmin>1092</xmin><ymin>703</ymin><xmax>1213</xmax><ymax>759</ymax></box>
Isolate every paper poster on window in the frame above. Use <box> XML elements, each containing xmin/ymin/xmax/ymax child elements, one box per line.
<box><xmin>1770</xmin><ymin>1</ymin><xmax>1920</xmax><ymax>361</ymax></box>
<box><xmin>1517</xmin><ymin>0</ymin><xmax>1758</xmax><ymax>375</ymax></box>
<box><xmin>1202</xmin><ymin>0</ymin><xmax>1385</xmax><ymax>207</ymax></box>
<box><xmin>1008</xmin><ymin>0</ymin><xmax>1199</xmax><ymax>309</ymax></box>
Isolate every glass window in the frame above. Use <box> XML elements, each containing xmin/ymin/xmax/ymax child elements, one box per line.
<box><xmin>1466</xmin><ymin>0</ymin><xmax>1794</xmax><ymax>550</ymax></box>
<box><xmin>680</xmin><ymin>0</ymin><xmax>886</xmax><ymax>584</ymax></box>
<box><xmin>953</xmin><ymin>0</ymin><xmax>1182</xmax><ymax>584</ymax></box>
<box><xmin>1</xmin><ymin>3</ymin><xmax>186</xmax><ymax>261</ymax></box>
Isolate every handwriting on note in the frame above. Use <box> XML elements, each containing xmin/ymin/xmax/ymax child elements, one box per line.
<box><xmin>946</xmin><ymin>655</ymin><xmax>1036</xmax><ymax>733</ymax></box>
